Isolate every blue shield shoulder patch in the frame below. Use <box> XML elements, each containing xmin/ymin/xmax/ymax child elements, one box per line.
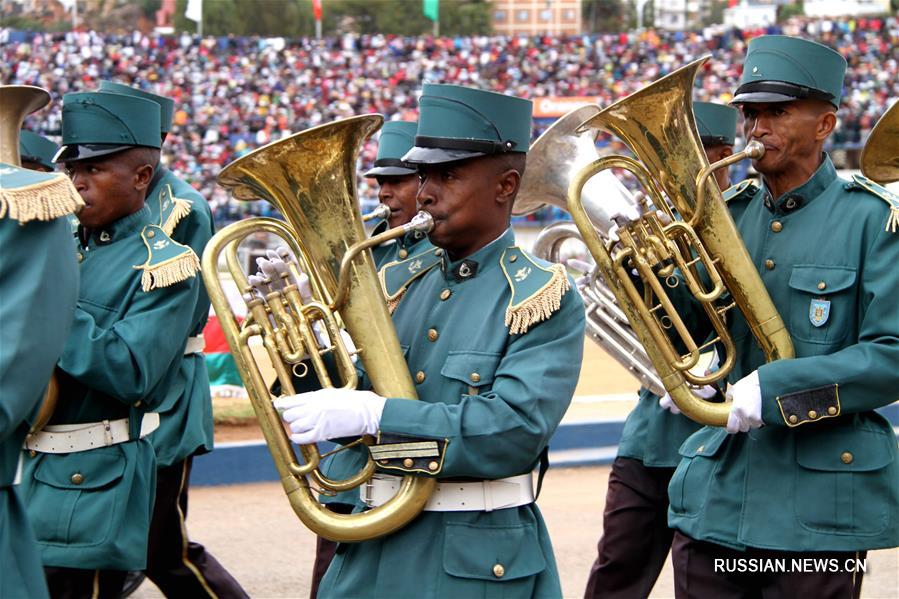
<box><xmin>809</xmin><ymin>298</ymin><xmax>831</xmax><ymax>327</ymax></box>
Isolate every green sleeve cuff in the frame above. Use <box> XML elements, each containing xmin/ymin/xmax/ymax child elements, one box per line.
<box><xmin>374</xmin><ymin>398</ymin><xmax>448</xmax><ymax>475</ymax></box>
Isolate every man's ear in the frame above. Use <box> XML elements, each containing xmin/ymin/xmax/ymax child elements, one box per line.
<box><xmin>816</xmin><ymin>111</ymin><xmax>837</xmax><ymax>141</ymax></box>
<box><xmin>495</xmin><ymin>168</ymin><xmax>521</xmax><ymax>209</ymax></box>
<box><xmin>720</xmin><ymin>145</ymin><xmax>734</xmax><ymax>159</ymax></box>
<box><xmin>134</xmin><ymin>163</ymin><xmax>154</xmax><ymax>191</ymax></box>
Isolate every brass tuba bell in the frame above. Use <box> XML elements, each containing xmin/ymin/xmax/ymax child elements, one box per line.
<box><xmin>204</xmin><ymin>115</ymin><xmax>436</xmax><ymax>542</ymax></box>
<box><xmin>567</xmin><ymin>56</ymin><xmax>795</xmax><ymax>426</ymax></box>
<box><xmin>860</xmin><ymin>100</ymin><xmax>899</xmax><ymax>185</ymax></box>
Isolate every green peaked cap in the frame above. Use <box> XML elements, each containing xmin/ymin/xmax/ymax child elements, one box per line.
<box><xmin>404</xmin><ymin>83</ymin><xmax>532</xmax><ymax>164</ymax></box>
<box><xmin>98</xmin><ymin>80</ymin><xmax>175</xmax><ymax>134</ymax></box>
<box><xmin>694</xmin><ymin>101</ymin><xmax>737</xmax><ymax>147</ymax></box>
<box><xmin>19</xmin><ymin>130</ymin><xmax>59</xmax><ymax>170</ymax></box>
<box><xmin>732</xmin><ymin>35</ymin><xmax>846</xmax><ymax>108</ymax></box>
<box><xmin>364</xmin><ymin>120</ymin><xmax>418</xmax><ymax>177</ymax></box>
<box><xmin>56</xmin><ymin>91</ymin><xmax>161</xmax><ymax>163</ymax></box>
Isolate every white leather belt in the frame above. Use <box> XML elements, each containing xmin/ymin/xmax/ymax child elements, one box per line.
<box><xmin>23</xmin><ymin>413</ymin><xmax>160</xmax><ymax>454</ymax></box>
<box><xmin>184</xmin><ymin>335</ymin><xmax>205</xmax><ymax>355</ymax></box>
<box><xmin>361</xmin><ymin>473</ymin><xmax>534</xmax><ymax>512</ymax></box>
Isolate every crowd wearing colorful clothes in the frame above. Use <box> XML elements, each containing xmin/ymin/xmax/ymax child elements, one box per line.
<box><xmin>3</xmin><ymin>14</ymin><xmax>897</xmax><ymax>225</ymax></box>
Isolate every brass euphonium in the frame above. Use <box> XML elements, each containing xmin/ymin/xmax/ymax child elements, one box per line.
<box><xmin>362</xmin><ymin>203</ymin><xmax>391</xmax><ymax>222</ymax></box>
<box><xmin>860</xmin><ymin>100</ymin><xmax>899</xmax><ymax>184</ymax></box>
<box><xmin>203</xmin><ymin>114</ymin><xmax>436</xmax><ymax>542</ymax></box>
<box><xmin>567</xmin><ymin>56</ymin><xmax>795</xmax><ymax>426</ymax></box>
<box><xmin>0</xmin><ymin>84</ymin><xmax>65</xmax><ymax>435</ymax></box>
<box><xmin>519</xmin><ymin>105</ymin><xmax>665</xmax><ymax>395</ymax></box>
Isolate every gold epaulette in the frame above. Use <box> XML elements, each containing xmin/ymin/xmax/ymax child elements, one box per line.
<box><xmin>850</xmin><ymin>174</ymin><xmax>899</xmax><ymax>233</ymax></box>
<box><xmin>0</xmin><ymin>164</ymin><xmax>83</xmax><ymax>223</ymax></box>
<box><xmin>156</xmin><ymin>183</ymin><xmax>192</xmax><ymax>235</ymax></box>
<box><xmin>134</xmin><ymin>225</ymin><xmax>200</xmax><ymax>291</ymax></box>
<box><xmin>722</xmin><ymin>179</ymin><xmax>758</xmax><ymax>204</ymax></box>
<box><xmin>500</xmin><ymin>247</ymin><xmax>570</xmax><ymax>335</ymax></box>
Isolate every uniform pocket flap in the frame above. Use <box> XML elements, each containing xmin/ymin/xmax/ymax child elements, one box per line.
<box><xmin>444</xmin><ymin>522</ymin><xmax>546</xmax><ymax>581</ymax></box>
<box><xmin>788</xmin><ymin>265</ymin><xmax>857</xmax><ymax>294</ymax></box>
<box><xmin>440</xmin><ymin>351</ymin><xmax>502</xmax><ymax>387</ymax></box>
<box><xmin>33</xmin><ymin>446</ymin><xmax>126</xmax><ymax>490</ymax></box>
<box><xmin>678</xmin><ymin>427</ymin><xmax>728</xmax><ymax>458</ymax></box>
<box><xmin>796</xmin><ymin>427</ymin><xmax>895</xmax><ymax>472</ymax></box>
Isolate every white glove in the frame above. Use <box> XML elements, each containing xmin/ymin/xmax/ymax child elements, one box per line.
<box><xmin>273</xmin><ymin>388</ymin><xmax>386</xmax><ymax>445</ymax></box>
<box><xmin>725</xmin><ymin>370</ymin><xmax>763</xmax><ymax>434</ymax></box>
<box><xmin>659</xmin><ymin>392</ymin><xmax>681</xmax><ymax>415</ymax></box>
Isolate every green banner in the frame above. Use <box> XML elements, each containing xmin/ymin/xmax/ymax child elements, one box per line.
<box><xmin>423</xmin><ymin>0</ymin><xmax>439</xmax><ymax>21</ymax></box>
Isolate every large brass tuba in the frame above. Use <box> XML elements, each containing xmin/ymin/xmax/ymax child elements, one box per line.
<box><xmin>567</xmin><ymin>56</ymin><xmax>795</xmax><ymax>426</ymax></box>
<box><xmin>519</xmin><ymin>106</ymin><xmax>665</xmax><ymax>395</ymax></box>
<box><xmin>203</xmin><ymin>115</ymin><xmax>436</xmax><ymax>542</ymax></box>
<box><xmin>860</xmin><ymin>100</ymin><xmax>899</xmax><ymax>184</ymax></box>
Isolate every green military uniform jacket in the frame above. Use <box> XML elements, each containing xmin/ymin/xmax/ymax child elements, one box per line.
<box><xmin>20</xmin><ymin>205</ymin><xmax>202</xmax><ymax>570</ymax></box>
<box><xmin>0</xmin><ymin>172</ymin><xmax>79</xmax><ymax>598</ymax></box>
<box><xmin>669</xmin><ymin>156</ymin><xmax>899</xmax><ymax>552</ymax></box>
<box><xmin>144</xmin><ymin>167</ymin><xmax>215</xmax><ymax>467</ymax></box>
<box><xmin>319</xmin><ymin>228</ymin><xmax>585</xmax><ymax>598</ymax></box>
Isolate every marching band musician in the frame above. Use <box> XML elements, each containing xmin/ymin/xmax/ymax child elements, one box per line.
<box><xmin>583</xmin><ymin>101</ymin><xmax>739</xmax><ymax>599</ymax></box>
<box><xmin>18</xmin><ymin>91</ymin><xmax>202</xmax><ymax>597</ymax></box>
<box><xmin>1</xmin><ymin>129</ymin><xmax>81</xmax><ymax>599</ymax></box>
<box><xmin>661</xmin><ymin>36</ymin><xmax>899</xmax><ymax>597</ymax></box>
<box><xmin>275</xmin><ymin>84</ymin><xmax>586</xmax><ymax>597</ymax></box>
<box><xmin>307</xmin><ymin>118</ymin><xmax>433</xmax><ymax>599</ymax></box>
<box><xmin>365</xmin><ymin>120</ymin><xmax>433</xmax><ymax>267</ymax></box>
<box><xmin>96</xmin><ymin>80</ymin><xmax>247</xmax><ymax>599</ymax></box>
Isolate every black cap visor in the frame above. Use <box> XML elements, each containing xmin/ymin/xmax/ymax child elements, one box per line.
<box><xmin>364</xmin><ymin>158</ymin><xmax>418</xmax><ymax>177</ymax></box>
<box><xmin>54</xmin><ymin>143</ymin><xmax>134</xmax><ymax>163</ymax></box>
<box><xmin>731</xmin><ymin>80</ymin><xmax>835</xmax><ymax>107</ymax></box>
<box><xmin>402</xmin><ymin>145</ymin><xmax>486</xmax><ymax>165</ymax></box>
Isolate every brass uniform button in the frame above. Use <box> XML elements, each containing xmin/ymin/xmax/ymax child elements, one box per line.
<box><xmin>398</xmin><ymin>248</ymin><xmax>409</xmax><ymax>259</ymax></box>
<box><xmin>415</xmin><ymin>371</ymin><xmax>426</xmax><ymax>383</ymax></box>
<box><xmin>440</xmin><ymin>289</ymin><xmax>452</xmax><ymax>301</ymax></box>
<box><xmin>509</xmin><ymin>254</ymin><xmax>518</xmax><ymax>263</ymax></box>
<box><xmin>788</xmin><ymin>414</ymin><xmax>799</xmax><ymax>424</ymax></box>
<box><xmin>70</xmin><ymin>472</ymin><xmax>84</xmax><ymax>485</ymax></box>
<box><xmin>764</xmin><ymin>259</ymin><xmax>775</xmax><ymax>270</ymax></box>
<box><xmin>76</xmin><ymin>253</ymin><xmax>84</xmax><ymax>263</ymax></box>
<box><xmin>841</xmin><ymin>452</ymin><xmax>854</xmax><ymax>464</ymax></box>
<box><xmin>771</xmin><ymin>221</ymin><xmax>783</xmax><ymax>232</ymax></box>
<box><xmin>146</xmin><ymin>229</ymin><xmax>155</xmax><ymax>238</ymax></box>
<box><xmin>379</xmin><ymin>459</ymin><xmax>390</xmax><ymax>466</ymax></box>
<box><xmin>428</xmin><ymin>461</ymin><xmax>439</xmax><ymax>471</ymax></box>
<box><xmin>470</xmin><ymin>372</ymin><xmax>481</xmax><ymax>383</ymax></box>
<box><xmin>427</xmin><ymin>328</ymin><xmax>439</xmax><ymax>342</ymax></box>
<box><xmin>827</xmin><ymin>406</ymin><xmax>837</xmax><ymax>415</ymax></box>
<box><xmin>403</xmin><ymin>458</ymin><xmax>414</xmax><ymax>468</ymax></box>
<box><xmin>493</xmin><ymin>564</ymin><xmax>505</xmax><ymax>578</ymax></box>
<box><xmin>434</xmin><ymin>249</ymin><xmax>443</xmax><ymax>257</ymax></box>
<box><xmin>808</xmin><ymin>410</ymin><xmax>818</xmax><ymax>419</ymax></box>
<box><xmin>134</xmin><ymin>400</ymin><xmax>142</xmax><ymax>408</ymax></box>
<box><xmin>817</xmin><ymin>281</ymin><xmax>826</xmax><ymax>290</ymax></box>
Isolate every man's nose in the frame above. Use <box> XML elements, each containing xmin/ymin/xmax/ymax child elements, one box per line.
<box><xmin>416</xmin><ymin>176</ymin><xmax>435</xmax><ymax>206</ymax></box>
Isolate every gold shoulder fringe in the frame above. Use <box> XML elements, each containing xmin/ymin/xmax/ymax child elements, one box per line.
<box><xmin>137</xmin><ymin>250</ymin><xmax>201</xmax><ymax>292</ymax></box>
<box><xmin>161</xmin><ymin>196</ymin><xmax>191</xmax><ymax>235</ymax></box>
<box><xmin>505</xmin><ymin>263</ymin><xmax>570</xmax><ymax>335</ymax></box>
<box><xmin>885</xmin><ymin>206</ymin><xmax>899</xmax><ymax>234</ymax></box>
<box><xmin>387</xmin><ymin>288</ymin><xmax>407</xmax><ymax>314</ymax></box>
<box><xmin>0</xmin><ymin>175</ymin><xmax>83</xmax><ymax>223</ymax></box>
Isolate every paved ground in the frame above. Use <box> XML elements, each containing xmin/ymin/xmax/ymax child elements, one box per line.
<box><xmin>132</xmin><ymin>464</ymin><xmax>897</xmax><ymax>599</ymax></box>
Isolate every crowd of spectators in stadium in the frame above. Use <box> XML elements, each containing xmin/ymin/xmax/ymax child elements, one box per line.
<box><xmin>3</xmin><ymin>14</ymin><xmax>896</xmax><ymax>226</ymax></box>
